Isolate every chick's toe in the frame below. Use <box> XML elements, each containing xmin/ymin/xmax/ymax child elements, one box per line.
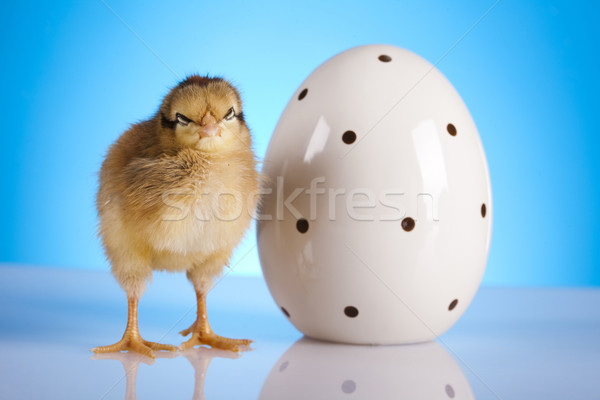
<box><xmin>180</xmin><ymin>332</ymin><xmax>253</xmax><ymax>353</ymax></box>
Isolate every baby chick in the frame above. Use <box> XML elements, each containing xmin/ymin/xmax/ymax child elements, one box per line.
<box><xmin>93</xmin><ymin>75</ymin><xmax>259</xmax><ymax>357</ymax></box>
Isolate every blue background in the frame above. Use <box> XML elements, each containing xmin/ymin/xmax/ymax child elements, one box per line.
<box><xmin>1</xmin><ymin>0</ymin><xmax>598</xmax><ymax>286</ymax></box>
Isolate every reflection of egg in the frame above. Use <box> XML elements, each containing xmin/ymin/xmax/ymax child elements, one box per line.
<box><xmin>257</xmin><ymin>45</ymin><xmax>492</xmax><ymax>344</ymax></box>
<box><xmin>259</xmin><ymin>338</ymin><xmax>475</xmax><ymax>399</ymax></box>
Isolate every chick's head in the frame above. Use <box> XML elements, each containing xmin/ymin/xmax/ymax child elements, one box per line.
<box><xmin>159</xmin><ymin>75</ymin><xmax>249</xmax><ymax>152</ymax></box>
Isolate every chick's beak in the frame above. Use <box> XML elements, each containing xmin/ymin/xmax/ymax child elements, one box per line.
<box><xmin>198</xmin><ymin>123</ymin><xmax>220</xmax><ymax>138</ymax></box>
<box><xmin>198</xmin><ymin>112</ymin><xmax>221</xmax><ymax>139</ymax></box>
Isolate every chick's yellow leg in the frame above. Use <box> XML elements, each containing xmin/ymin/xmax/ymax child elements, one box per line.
<box><xmin>92</xmin><ymin>297</ymin><xmax>177</xmax><ymax>358</ymax></box>
<box><xmin>179</xmin><ymin>290</ymin><xmax>252</xmax><ymax>352</ymax></box>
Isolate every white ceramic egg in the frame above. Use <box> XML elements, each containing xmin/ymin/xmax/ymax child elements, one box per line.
<box><xmin>257</xmin><ymin>44</ymin><xmax>492</xmax><ymax>344</ymax></box>
<box><xmin>259</xmin><ymin>338</ymin><xmax>475</xmax><ymax>399</ymax></box>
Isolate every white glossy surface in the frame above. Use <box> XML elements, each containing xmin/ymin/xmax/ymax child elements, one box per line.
<box><xmin>260</xmin><ymin>339</ymin><xmax>474</xmax><ymax>399</ymax></box>
<box><xmin>257</xmin><ymin>45</ymin><xmax>492</xmax><ymax>344</ymax></box>
<box><xmin>1</xmin><ymin>265</ymin><xmax>599</xmax><ymax>399</ymax></box>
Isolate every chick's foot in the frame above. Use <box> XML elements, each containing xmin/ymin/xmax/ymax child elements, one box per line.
<box><xmin>180</xmin><ymin>289</ymin><xmax>253</xmax><ymax>352</ymax></box>
<box><xmin>180</xmin><ymin>327</ymin><xmax>252</xmax><ymax>352</ymax></box>
<box><xmin>92</xmin><ymin>332</ymin><xmax>177</xmax><ymax>359</ymax></box>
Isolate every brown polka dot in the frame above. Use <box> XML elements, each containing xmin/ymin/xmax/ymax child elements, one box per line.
<box><xmin>447</xmin><ymin>123</ymin><xmax>457</xmax><ymax>136</ymax></box>
<box><xmin>448</xmin><ymin>299</ymin><xmax>458</xmax><ymax>311</ymax></box>
<box><xmin>281</xmin><ymin>307</ymin><xmax>290</xmax><ymax>318</ymax></box>
<box><xmin>342</xmin><ymin>130</ymin><xmax>356</xmax><ymax>144</ymax></box>
<box><xmin>481</xmin><ymin>203</ymin><xmax>487</xmax><ymax>218</ymax></box>
<box><xmin>344</xmin><ymin>306</ymin><xmax>359</xmax><ymax>318</ymax></box>
<box><xmin>298</xmin><ymin>88</ymin><xmax>308</xmax><ymax>100</ymax></box>
<box><xmin>401</xmin><ymin>217</ymin><xmax>415</xmax><ymax>232</ymax></box>
<box><xmin>296</xmin><ymin>218</ymin><xmax>309</xmax><ymax>233</ymax></box>
<box><xmin>378</xmin><ymin>54</ymin><xmax>392</xmax><ymax>62</ymax></box>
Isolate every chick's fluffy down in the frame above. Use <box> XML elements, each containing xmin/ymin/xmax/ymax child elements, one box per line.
<box><xmin>97</xmin><ymin>77</ymin><xmax>259</xmax><ymax>296</ymax></box>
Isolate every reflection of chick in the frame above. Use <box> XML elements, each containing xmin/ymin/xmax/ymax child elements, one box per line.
<box><xmin>93</xmin><ymin>76</ymin><xmax>259</xmax><ymax>357</ymax></box>
<box><xmin>183</xmin><ymin>348</ymin><xmax>241</xmax><ymax>400</ymax></box>
<box><xmin>93</xmin><ymin>351</ymin><xmax>177</xmax><ymax>400</ymax></box>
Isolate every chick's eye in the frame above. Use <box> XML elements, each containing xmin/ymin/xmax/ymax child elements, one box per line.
<box><xmin>176</xmin><ymin>113</ymin><xmax>191</xmax><ymax>126</ymax></box>
<box><xmin>224</xmin><ymin>107</ymin><xmax>235</xmax><ymax>121</ymax></box>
